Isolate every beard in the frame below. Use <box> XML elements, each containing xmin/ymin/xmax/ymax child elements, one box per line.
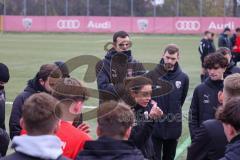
<box><xmin>164</xmin><ymin>63</ymin><xmax>174</xmax><ymax>71</ymax></box>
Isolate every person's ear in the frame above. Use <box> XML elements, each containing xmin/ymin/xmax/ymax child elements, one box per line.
<box><xmin>39</xmin><ymin>78</ymin><xmax>44</xmax><ymax>86</ymax></box>
<box><xmin>223</xmin><ymin>123</ymin><xmax>237</xmax><ymax>142</ymax></box>
<box><xmin>218</xmin><ymin>91</ymin><xmax>224</xmax><ymax>104</ymax></box>
<box><xmin>69</xmin><ymin>101</ymin><xmax>83</xmax><ymax>114</ymax></box>
<box><xmin>20</xmin><ymin>118</ymin><xmax>26</xmax><ymax>130</ymax></box>
<box><xmin>177</xmin><ymin>53</ymin><xmax>180</xmax><ymax>60</ymax></box>
<box><xmin>124</xmin><ymin>127</ymin><xmax>132</xmax><ymax>140</ymax></box>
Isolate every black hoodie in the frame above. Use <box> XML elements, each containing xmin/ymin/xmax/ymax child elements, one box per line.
<box><xmin>9</xmin><ymin>77</ymin><xmax>46</xmax><ymax>139</ymax></box>
<box><xmin>77</xmin><ymin>136</ymin><xmax>145</xmax><ymax>160</ymax></box>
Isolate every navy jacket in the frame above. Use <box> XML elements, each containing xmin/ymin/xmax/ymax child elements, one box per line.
<box><xmin>149</xmin><ymin>62</ymin><xmax>189</xmax><ymax>140</ymax></box>
<box><xmin>187</xmin><ymin>119</ymin><xmax>227</xmax><ymax>160</ymax></box>
<box><xmin>189</xmin><ymin>78</ymin><xmax>223</xmax><ymax>140</ymax></box>
<box><xmin>219</xmin><ymin>134</ymin><xmax>240</xmax><ymax>160</ymax></box>
<box><xmin>9</xmin><ymin>78</ymin><xmax>46</xmax><ymax>139</ymax></box>
<box><xmin>129</xmin><ymin>103</ymin><xmax>156</xmax><ymax>160</ymax></box>
<box><xmin>218</xmin><ymin>33</ymin><xmax>231</xmax><ymax>49</ymax></box>
<box><xmin>96</xmin><ymin>49</ymin><xmax>144</xmax><ymax>102</ymax></box>
<box><xmin>77</xmin><ymin>136</ymin><xmax>145</xmax><ymax>160</ymax></box>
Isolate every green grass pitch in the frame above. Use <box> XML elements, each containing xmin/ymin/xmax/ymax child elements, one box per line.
<box><xmin>0</xmin><ymin>33</ymin><xmax>203</xmax><ymax>159</ymax></box>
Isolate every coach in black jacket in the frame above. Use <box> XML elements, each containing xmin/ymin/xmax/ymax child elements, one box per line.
<box><xmin>189</xmin><ymin>53</ymin><xmax>228</xmax><ymax>140</ymax></box>
<box><xmin>187</xmin><ymin>119</ymin><xmax>227</xmax><ymax>160</ymax></box>
<box><xmin>9</xmin><ymin>64</ymin><xmax>60</xmax><ymax>139</ymax></box>
<box><xmin>147</xmin><ymin>44</ymin><xmax>189</xmax><ymax>160</ymax></box>
<box><xmin>96</xmin><ymin>31</ymin><xmax>144</xmax><ymax>102</ymax></box>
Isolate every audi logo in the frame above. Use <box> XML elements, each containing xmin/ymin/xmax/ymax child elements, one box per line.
<box><xmin>175</xmin><ymin>20</ymin><xmax>200</xmax><ymax>31</ymax></box>
<box><xmin>57</xmin><ymin>20</ymin><xmax>80</xmax><ymax>29</ymax></box>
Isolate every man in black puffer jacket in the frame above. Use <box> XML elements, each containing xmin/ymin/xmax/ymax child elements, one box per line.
<box><xmin>9</xmin><ymin>64</ymin><xmax>61</xmax><ymax>139</ymax></box>
<box><xmin>217</xmin><ymin>97</ymin><xmax>240</xmax><ymax>160</ymax></box>
<box><xmin>96</xmin><ymin>31</ymin><xmax>144</xmax><ymax>102</ymax></box>
<box><xmin>147</xmin><ymin>44</ymin><xmax>189</xmax><ymax>160</ymax></box>
<box><xmin>77</xmin><ymin>101</ymin><xmax>145</xmax><ymax>160</ymax></box>
<box><xmin>189</xmin><ymin>53</ymin><xmax>228</xmax><ymax>140</ymax></box>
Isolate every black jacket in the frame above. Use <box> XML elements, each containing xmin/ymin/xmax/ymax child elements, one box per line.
<box><xmin>219</xmin><ymin>134</ymin><xmax>240</xmax><ymax>160</ymax></box>
<box><xmin>129</xmin><ymin>103</ymin><xmax>156</xmax><ymax>160</ymax></box>
<box><xmin>199</xmin><ymin>39</ymin><xmax>216</xmax><ymax>64</ymax></box>
<box><xmin>96</xmin><ymin>49</ymin><xmax>145</xmax><ymax>102</ymax></box>
<box><xmin>9</xmin><ymin>77</ymin><xmax>46</xmax><ymax>139</ymax></box>
<box><xmin>187</xmin><ymin>119</ymin><xmax>227</xmax><ymax>160</ymax></box>
<box><xmin>0</xmin><ymin>128</ymin><xmax>9</xmax><ymax>157</ymax></box>
<box><xmin>76</xmin><ymin>136</ymin><xmax>145</xmax><ymax>160</ymax></box>
<box><xmin>189</xmin><ymin>78</ymin><xmax>223</xmax><ymax>140</ymax></box>
<box><xmin>0</xmin><ymin>152</ymin><xmax>68</xmax><ymax>160</ymax></box>
<box><xmin>0</xmin><ymin>88</ymin><xmax>6</xmax><ymax>130</ymax></box>
<box><xmin>224</xmin><ymin>62</ymin><xmax>240</xmax><ymax>78</ymax></box>
<box><xmin>218</xmin><ymin>33</ymin><xmax>231</xmax><ymax>49</ymax></box>
<box><xmin>148</xmin><ymin>62</ymin><xmax>189</xmax><ymax>140</ymax></box>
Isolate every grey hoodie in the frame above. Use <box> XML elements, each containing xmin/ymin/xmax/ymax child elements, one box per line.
<box><xmin>12</xmin><ymin>135</ymin><xmax>63</xmax><ymax>159</ymax></box>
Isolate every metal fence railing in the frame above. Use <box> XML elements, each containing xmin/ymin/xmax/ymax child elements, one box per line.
<box><xmin>0</xmin><ymin>0</ymin><xmax>240</xmax><ymax>17</ymax></box>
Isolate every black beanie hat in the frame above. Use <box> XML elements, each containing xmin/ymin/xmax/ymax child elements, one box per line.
<box><xmin>0</xmin><ymin>63</ymin><xmax>10</xmax><ymax>83</ymax></box>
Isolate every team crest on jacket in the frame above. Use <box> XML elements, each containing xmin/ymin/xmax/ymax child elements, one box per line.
<box><xmin>175</xmin><ymin>81</ymin><xmax>182</xmax><ymax>89</ymax></box>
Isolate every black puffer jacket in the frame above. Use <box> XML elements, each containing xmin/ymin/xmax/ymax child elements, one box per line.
<box><xmin>129</xmin><ymin>103</ymin><xmax>156</xmax><ymax>160</ymax></box>
<box><xmin>189</xmin><ymin>78</ymin><xmax>223</xmax><ymax>140</ymax></box>
<box><xmin>187</xmin><ymin>119</ymin><xmax>227</xmax><ymax>160</ymax></box>
<box><xmin>9</xmin><ymin>77</ymin><xmax>47</xmax><ymax>139</ymax></box>
<box><xmin>96</xmin><ymin>49</ymin><xmax>145</xmax><ymax>102</ymax></box>
<box><xmin>77</xmin><ymin>136</ymin><xmax>144</xmax><ymax>160</ymax></box>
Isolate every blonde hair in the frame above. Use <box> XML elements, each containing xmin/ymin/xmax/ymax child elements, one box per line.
<box><xmin>224</xmin><ymin>73</ymin><xmax>240</xmax><ymax>101</ymax></box>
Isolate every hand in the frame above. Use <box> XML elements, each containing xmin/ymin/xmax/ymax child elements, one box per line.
<box><xmin>77</xmin><ymin>123</ymin><xmax>90</xmax><ymax>134</ymax></box>
<box><xmin>149</xmin><ymin>100</ymin><xmax>163</xmax><ymax>120</ymax></box>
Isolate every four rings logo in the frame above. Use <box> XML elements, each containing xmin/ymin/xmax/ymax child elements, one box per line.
<box><xmin>57</xmin><ymin>19</ymin><xmax>80</xmax><ymax>29</ymax></box>
<box><xmin>175</xmin><ymin>20</ymin><xmax>200</xmax><ymax>31</ymax></box>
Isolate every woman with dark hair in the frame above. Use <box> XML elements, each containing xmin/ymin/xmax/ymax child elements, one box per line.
<box><xmin>124</xmin><ymin>76</ymin><xmax>163</xmax><ymax>160</ymax></box>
